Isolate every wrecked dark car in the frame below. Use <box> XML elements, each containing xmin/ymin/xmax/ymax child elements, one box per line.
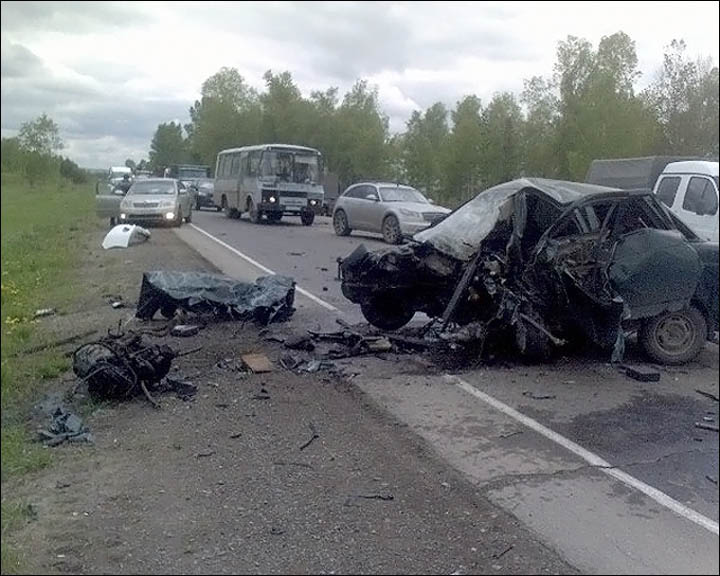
<box><xmin>340</xmin><ymin>178</ymin><xmax>719</xmax><ymax>364</ymax></box>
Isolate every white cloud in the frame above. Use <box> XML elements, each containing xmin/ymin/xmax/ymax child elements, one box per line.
<box><xmin>1</xmin><ymin>1</ymin><xmax>717</xmax><ymax>167</ymax></box>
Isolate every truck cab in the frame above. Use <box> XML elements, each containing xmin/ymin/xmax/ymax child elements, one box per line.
<box><xmin>653</xmin><ymin>161</ymin><xmax>719</xmax><ymax>242</ymax></box>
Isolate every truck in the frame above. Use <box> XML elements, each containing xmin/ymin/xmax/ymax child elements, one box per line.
<box><xmin>585</xmin><ymin>156</ymin><xmax>719</xmax><ymax>242</ymax></box>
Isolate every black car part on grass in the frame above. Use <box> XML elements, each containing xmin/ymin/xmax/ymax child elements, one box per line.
<box><xmin>136</xmin><ymin>272</ymin><xmax>296</xmax><ymax>325</ymax></box>
<box><xmin>340</xmin><ymin>178</ymin><xmax>719</xmax><ymax>363</ymax></box>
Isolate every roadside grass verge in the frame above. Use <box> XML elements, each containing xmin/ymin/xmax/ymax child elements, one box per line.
<box><xmin>1</xmin><ymin>172</ymin><xmax>96</xmax><ymax>571</ymax></box>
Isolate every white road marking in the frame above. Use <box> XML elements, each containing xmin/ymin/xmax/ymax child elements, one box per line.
<box><xmin>447</xmin><ymin>374</ymin><xmax>720</xmax><ymax>536</ymax></box>
<box><xmin>188</xmin><ymin>223</ymin><xmax>339</xmax><ymax>312</ymax></box>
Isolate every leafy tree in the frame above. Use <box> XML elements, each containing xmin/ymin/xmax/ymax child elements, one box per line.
<box><xmin>18</xmin><ymin>113</ymin><xmax>63</xmax><ymax>154</ymax></box>
<box><xmin>444</xmin><ymin>96</ymin><xmax>484</xmax><ymax>203</ymax></box>
<box><xmin>124</xmin><ymin>158</ymin><xmax>136</xmax><ymax>171</ymax></box>
<box><xmin>482</xmin><ymin>92</ymin><xmax>524</xmax><ymax>187</ymax></box>
<box><xmin>149</xmin><ymin>122</ymin><xmax>187</xmax><ymax>171</ymax></box>
<box><xmin>644</xmin><ymin>40</ymin><xmax>719</xmax><ymax>156</ymax></box>
<box><xmin>403</xmin><ymin>102</ymin><xmax>449</xmax><ymax>196</ymax></box>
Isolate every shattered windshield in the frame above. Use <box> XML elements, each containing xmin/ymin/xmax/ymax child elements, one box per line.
<box><xmin>380</xmin><ymin>187</ymin><xmax>428</xmax><ymax>203</ymax></box>
<box><xmin>129</xmin><ymin>181</ymin><xmax>176</xmax><ymax>195</ymax></box>
<box><xmin>415</xmin><ymin>180</ymin><xmax>523</xmax><ymax>261</ymax></box>
<box><xmin>260</xmin><ymin>151</ymin><xmax>320</xmax><ymax>183</ymax></box>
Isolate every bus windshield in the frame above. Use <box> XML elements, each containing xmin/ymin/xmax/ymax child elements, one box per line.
<box><xmin>260</xmin><ymin>150</ymin><xmax>320</xmax><ymax>184</ymax></box>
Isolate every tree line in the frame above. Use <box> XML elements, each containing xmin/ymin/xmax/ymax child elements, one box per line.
<box><xmin>146</xmin><ymin>32</ymin><xmax>717</xmax><ymax>206</ymax></box>
<box><xmin>1</xmin><ymin>114</ymin><xmax>88</xmax><ymax>186</ymax></box>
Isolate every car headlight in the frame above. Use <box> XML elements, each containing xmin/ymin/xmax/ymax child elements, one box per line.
<box><xmin>268</xmin><ymin>196</ymin><xmax>276</xmax><ymax>203</ymax></box>
<box><xmin>309</xmin><ymin>199</ymin><xmax>317</xmax><ymax>206</ymax></box>
<box><xmin>399</xmin><ymin>208</ymin><xmax>421</xmax><ymax>219</ymax></box>
<box><xmin>165</xmin><ymin>212</ymin><xmax>175</xmax><ymax>220</ymax></box>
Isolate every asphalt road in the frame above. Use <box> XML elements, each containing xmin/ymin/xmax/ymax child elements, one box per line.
<box><xmin>178</xmin><ymin>208</ymin><xmax>720</xmax><ymax>574</ymax></box>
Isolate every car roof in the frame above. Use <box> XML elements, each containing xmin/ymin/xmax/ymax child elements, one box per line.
<box><xmin>347</xmin><ymin>182</ymin><xmax>417</xmax><ymax>189</ymax></box>
<box><xmin>662</xmin><ymin>160</ymin><xmax>719</xmax><ymax>177</ymax></box>
<box><xmin>518</xmin><ymin>178</ymin><xmax>630</xmax><ymax>205</ymax></box>
<box><xmin>133</xmin><ymin>178</ymin><xmax>176</xmax><ymax>184</ymax></box>
<box><xmin>218</xmin><ymin>144</ymin><xmax>321</xmax><ymax>155</ymax></box>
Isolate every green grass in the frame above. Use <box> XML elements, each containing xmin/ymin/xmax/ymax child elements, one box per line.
<box><xmin>1</xmin><ymin>500</ymin><xmax>38</xmax><ymax>574</ymax></box>
<box><xmin>1</xmin><ymin>172</ymin><xmax>96</xmax><ymax>573</ymax></box>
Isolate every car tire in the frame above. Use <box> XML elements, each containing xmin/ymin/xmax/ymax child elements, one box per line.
<box><xmin>333</xmin><ymin>209</ymin><xmax>351</xmax><ymax>236</ymax></box>
<box><xmin>249</xmin><ymin>199</ymin><xmax>262</xmax><ymax>224</ymax></box>
<box><xmin>185</xmin><ymin>209</ymin><xmax>192</xmax><ymax>223</ymax></box>
<box><xmin>301</xmin><ymin>211</ymin><xmax>315</xmax><ymax>226</ymax></box>
<box><xmin>382</xmin><ymin>214</ymin><xmax>402</xmax><ymax>244</ymax></box>
<box><xmin>360</xmin><ymin>297</ymin><xmax>414</xmax><ymax>331</ymax></box>
<box><xmin>174</xmin><ymin>210</ymin><xmax>182</xmax><ymax>227</ymax></box>
<box><xmin>639</xmin><ymin>306</ymin><xmax>707</xmax><ymax>365</ymax></box>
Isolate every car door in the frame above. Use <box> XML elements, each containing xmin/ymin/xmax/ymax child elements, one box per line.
<box><xmin>366</xmin><ymin>187</ymin><xmax>388</xmax><ymax>233</ymax></box>
<box><xmin>355</xmin><ymin>185</ymin><xmax>384</xmax><ymax>231</ymax></box>
<box><xmin>95</xmin><ymin>182</ymin><xmax>124</xmax><ymax>219</ymax></box>
<box><xmin>342</xmin><ymin>185</ymin><xmax>368</xmax><ymax>230</ymax></box>
<box><xmin>177</xmin><ymin>181</ymin><xmax>191</xmax><ymax>217</ymax></box>
<box><xmin>676</xmin><ymin>176</ymin><xmax>719</xmax><ymax>242</ymax></box>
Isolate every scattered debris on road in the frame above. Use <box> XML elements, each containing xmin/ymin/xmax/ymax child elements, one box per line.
<box><xmin>619</xmin><ymin>364</ymin><xmax>661</xmax><ymax>383</ymax></box>
<box><xmin>170</xmin><ymin>324</ymin><xmax>200</xmax><ymax>337</ymax></box>
<box><xmin>102</xmin><ymin>224</ymin><xmax>151</xmax><ymax>250</ymax></box>
<box><xmin>356</xmin><ymin>493</ymin><xmax>394</xmax><ymax>501</ymax></box>
<box><xmin>284</xmin><ymin>334</ymin><xmax>315</xmax><ymax>351</ymax></box>
<box><xmin>299</xmin><ymin>422</ymin><xmax>319</xmax><ymax>451</ymax></box>
<box><xmin>492</xmin><ymin>544</ymin><xmax>515</xmax><ymax>559</ymax></box>
<box><xmin>196</xmin><ymin>448</ymin><xmax>216</xmax><ymax>458</ymax></box>
<box><xmin>136</xmin><ymin>271</ymin><xmax>295</xmax><ymax>325</ymax></box>
<box><xmin>251</xmin><ymin>386</ymin><xmax>271</xmax><ymax>400</ymax></box>
<box><xmin>38</xmin><ymin>406</ymin><xmax>93</xmax><ymax>447</ymax></box>
<box><xmin>242</xmin><ymin>353</ymin><xmax>274</xmax><ymax>373</ymax></box>
<box><xmin>72</xmin><ymin>331</ymin><xmax>175</xmax><ymax>406</ymax></box>
<box><xmin>706</xmin><ymin>475</ymin><xmax>718</xmax><ymax>485</ymax></box>
<box><xmin>695</xmin><ymin>422</ymin><xmax>719</xmax><ymax>432</ymax></box>
<box><xmin>522</xmin><ymin>391</ymin><xmax>556</xmax><ymax>400</ymax></box>
<box><xmin>33</xmin><ymin>308</ymin><xmax>56</xmax><ymax>319</ymax></box>
<box><xmin>163</xmin><ymin>377</ymin><xmax>197</xmax><ymax>401</ymax></box>
<box><xmin>111</xmin><ymin>301</ymin><xmax>126</xmax><ymax>309</ymax></box>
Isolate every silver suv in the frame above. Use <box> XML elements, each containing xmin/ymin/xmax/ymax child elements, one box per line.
<box><xmin>332</xmin><ymin>182</ymin><xmax>450</xmax><ymax>244</ymax></box>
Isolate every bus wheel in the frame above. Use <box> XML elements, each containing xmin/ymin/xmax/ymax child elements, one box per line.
<box><xmin>249</xmin><ymin>199</ymin><xmax>262</xmax><ymax>223</ymax></box>
<box><xmin>301</xmin><ymin>211</ymin><xmax>315</xmax><ymax>226</ymax></box>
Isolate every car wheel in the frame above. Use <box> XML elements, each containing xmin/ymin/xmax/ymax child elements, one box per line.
<box><xmin>360</xmin><ymin>297</ymin><xmax>414</xmax><ymax>331</ymax></box>
<box><xmin>248</xmin><ymin>199</ymin><xmax>262</xmax><ymax>223</ymax></box>
<box><xmin>382</xmin><ymin>214</ymin><xmax>402</xmax><ymax>244</ymax></box>
<box><xmin>639</xmin><ymin>306</ymin><xmax>707</xmax><ymax>365</ymax></box>
<box><xmin>333</xmin><ymin>209</ymin><xmax>351</xmax><ymax>236</ymax></box>
<box><xmin>174</xmin><ymin>210</ymin><xmax>183</xmax><ymax>227</ymax></box>
<box><xmin>301</xmin><ymin>211</ymin><xmax>315</xmax><ymax>226</ymax></box>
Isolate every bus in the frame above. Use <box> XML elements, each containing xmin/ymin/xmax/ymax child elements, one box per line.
<box><xmin>213</xmin><ymin>144</ymin><xmax>324</xmax><ymax>226</ymax></box>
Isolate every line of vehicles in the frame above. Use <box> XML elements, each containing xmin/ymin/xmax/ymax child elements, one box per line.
<box><xmin>96</xmin><ymin>147</ymin><xmax>718</xmax><ymax>246</ymax></box>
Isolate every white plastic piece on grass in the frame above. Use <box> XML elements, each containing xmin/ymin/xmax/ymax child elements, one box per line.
<box><xmin>102</xmin><ymin>224</ymin><xmax>151</xmax><ymax>250</ymax></box>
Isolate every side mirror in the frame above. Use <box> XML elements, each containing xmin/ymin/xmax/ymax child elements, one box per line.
<box><xmin>366</xmin><ymin>193</ymin><xmax>379</xmax><ymax>201</ymax></box>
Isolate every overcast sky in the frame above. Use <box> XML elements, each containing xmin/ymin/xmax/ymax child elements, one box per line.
<box><xmin>1</xmin><ymin>1</ymin><xmax>718</xmax><ymax>168</ymax></box>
